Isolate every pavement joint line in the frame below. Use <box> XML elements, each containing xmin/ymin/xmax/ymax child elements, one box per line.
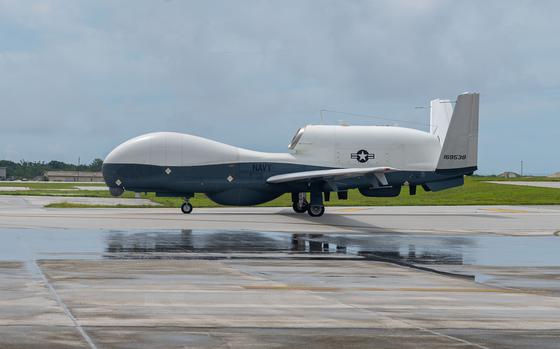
<box><xmin>417</xmin><ymin>327</ymin><xmax>493</xmax><ymax>349</ymax></box>
<box><xmin>359</xmin><ymin>252</ymin><xmax>478</xmax><ymax>280</ymax></box>
<box><xmin>31</xmin><ymin>260</ymin><xmax>98</xmax><ymax>349</ymax></box>
<box><xmin>241</xmin><ymin>285</ymin><xmax>525</xmax><ymax>293</ymax></box>
<box><xmin>232</xmin><ymin>258</ymin><xmax>494</xmax><ymax>349</ymax></box>
<box><xmin>336</xmin><ymin>294</ymin><xmax>494</xmax><ymax>349</ymax></box>
<box><xmin>308</xmin><ymin>282</ymin><xmax>494</xmax><ymax>349</ymax></box>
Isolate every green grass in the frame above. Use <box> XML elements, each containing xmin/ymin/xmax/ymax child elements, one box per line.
<box><xmin>28</xmin><ymin>176</ymin><xmax>560</xmax><ymax>208</ymax></box>
<box><xmin>0</xmin><ymin>182</ymin><xmax>104</xmax><ymax>189</ymax></box>
<box><xmin>45</xmin><ymin>203</ymin><xmax>156</xmax><ymax>209</ymax></box>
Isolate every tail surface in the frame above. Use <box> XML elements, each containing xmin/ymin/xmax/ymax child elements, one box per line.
<box><xmin>430</xmin><ymin>92</ymin><xmax>479</xmax><ymax>172</ymax></box>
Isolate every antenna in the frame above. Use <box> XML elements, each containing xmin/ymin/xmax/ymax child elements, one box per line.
<box><xmin>318</xmin><ymin>109</ymin><xmax>431</xmax><ymax>128</ymax></box>
<box><xmin>319</xmin><ymin>109</ymin><xmax>327</xmax><ymax>124</ymax></box>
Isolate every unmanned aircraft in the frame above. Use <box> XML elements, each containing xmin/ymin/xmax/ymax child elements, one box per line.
<box><xmin>103</xmin><ymin>92</ymin><xmax>479</xmax><ymax>217</ymax></box>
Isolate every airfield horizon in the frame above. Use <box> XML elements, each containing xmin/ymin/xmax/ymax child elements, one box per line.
<box><xmin>1</xmin><ymin>176</ymin><xmax>559</xmax><ymax>208</ymax></box>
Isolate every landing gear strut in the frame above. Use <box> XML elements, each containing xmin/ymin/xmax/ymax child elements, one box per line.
<box><xmin>291</xmin><ymin>192</ymin><xmax>309</xmax><ymax>213</ymax></box>
<box><xmin>181</xmin><ymin>195</ymin><xmax>193</xmax><ymax>214</ymax></box>
<box><xmin>307</xmin><ymin>190</ymin><xmax>325</xmax><ymax>217</ymax></box>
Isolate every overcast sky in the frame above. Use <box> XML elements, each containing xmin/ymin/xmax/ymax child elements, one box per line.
<box><xmin>0</xmin><ymin>0</ymin><xmax>558</xmax><ymax>174</ymax></box>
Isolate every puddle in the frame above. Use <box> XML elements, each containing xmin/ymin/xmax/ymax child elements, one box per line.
<box><xmin>297</xmin><ymin>234</ymin><xmax>560</xmax><ymax>267</ymax></box>
<box><xmin>1</xmin><ymin>228</ymin><xmax>560</xmax><ymax>290</ymax></box>
<box><xmin>0</xmin><ymin>228</ymin><xmax>559</xmax><ymax>266</ymax></box>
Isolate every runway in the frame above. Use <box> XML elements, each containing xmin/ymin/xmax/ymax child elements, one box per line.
<box><xmin>0</xmin><ymin>197</ymin><xmax>559</xmax><ymax>348</ymax></box>
<box><xmin>0</xmin><ymin>195</ymin><xmax>559</xmax><ymax>235</ymax></box>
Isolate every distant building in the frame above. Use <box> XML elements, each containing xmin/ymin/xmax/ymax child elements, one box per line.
<box><xmin>549</xmin><ymin>172</ymin><xmax>560</xmax><ymax>178</ymax></box>
<box><xmin>0</xmin><ymin>167</ymin><xmax>6</xmax><ymax>180</ymax></box>
<box><xmin>44</xmin><ymin>170</ymin><xmax>104</xmax><ymax>182</ymax></box>
<box><xmin>498</xmin><ymin>171</ymin><xmax>521</xmax><ymax>178</ymax></box>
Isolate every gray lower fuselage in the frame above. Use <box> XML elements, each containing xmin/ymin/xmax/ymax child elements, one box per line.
<box><xmin>102</xmin><ymin>162</ymin><xmax>471</xmax><ymax>206</ymax></box>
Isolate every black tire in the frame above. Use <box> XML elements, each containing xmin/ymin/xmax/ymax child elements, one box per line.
<box><xmin>292</xmin><ymin>200</ymin><xmax>309</xmax><ymax>213</ymax></box>
<box><xmin>307</xmin><ymin>205</ymin><xmax>325</xmax><ymax>217</ymax></box>
<box><xmin>181</xmin><ymin>202</ymin><xmax>193</xmax><ymax>214</ymax></box>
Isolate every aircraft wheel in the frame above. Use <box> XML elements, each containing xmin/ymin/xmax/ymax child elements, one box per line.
<box><xmin>307</xmin><ymin>205</ymin><xmax>325</xmax><ymax>217</ymax></box>
<box><xmin>292</xmin><ymin>200</ymin><xmax>309</xmax><ymax>213</ymax></box>
<box><xmin>181</xmin><ymin>202</ymin><xmax>193</xmax><ymax>214</ymax></box>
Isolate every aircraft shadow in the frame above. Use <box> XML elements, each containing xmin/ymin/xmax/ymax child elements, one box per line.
<box><xmin>279</xmin><ymin>209</ymin><xmax>398</xmax><ymax>234</ymax></box>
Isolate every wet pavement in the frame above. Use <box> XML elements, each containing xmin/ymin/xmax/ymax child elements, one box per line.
<box><xmin>2</xmin><ymin>228</ymin><xmax>560</xmax><ymax>289</ymax></box>
<box><xmin>1</xmin><ymin>228</ymin><xmax>560</xmax><ymax>348</ymax></box>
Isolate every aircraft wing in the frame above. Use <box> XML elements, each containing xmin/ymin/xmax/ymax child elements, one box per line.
<box><xmin>266</xmin><ymin>167</ymin><xmax>395</xmax><ymax>186</ymax></box>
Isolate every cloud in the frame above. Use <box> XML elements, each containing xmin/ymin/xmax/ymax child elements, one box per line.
<box><xmin>0</xmin><ymin>0</ymin><xmax>558</xmax><ymax>174</ymax></box>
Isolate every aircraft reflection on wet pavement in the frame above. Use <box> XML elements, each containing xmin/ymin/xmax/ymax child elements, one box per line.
<box><xmin>104</xmin><ymin>230</ymin><xmax>470</xmax><ymax>266</ymax></box>
<box><xmin>0</xmin><ymin>227</ymin><xmax>559</xmax><ymax>288</ymax></box>
<box><xmin>102</xmin><ymin>230</ymin><xmax>560</xmax><ymax>285</ymax></box>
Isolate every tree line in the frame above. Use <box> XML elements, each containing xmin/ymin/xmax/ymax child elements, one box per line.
<box><xmin>0</xmin><ymin>159</ymin><xmax>103</xmax><ymax>180</ymax></box>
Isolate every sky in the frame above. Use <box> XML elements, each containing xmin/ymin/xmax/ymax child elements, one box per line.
<box><xmin>0</xmin><ymin>0</ymin><xmax>558</xmax><ymax>175</ymax></box>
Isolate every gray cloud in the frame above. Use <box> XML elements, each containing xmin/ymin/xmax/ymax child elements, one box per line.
<box><xmin>0</xmin><ymin>0</ymin><xmax>558</xmax><ymax>174</ymax></box>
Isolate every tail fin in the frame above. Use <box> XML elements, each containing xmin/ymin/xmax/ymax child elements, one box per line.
<box><xmin>431</xmin><ymin>92</ymin><xmax>479</xmax><ymax>172</ymax></box>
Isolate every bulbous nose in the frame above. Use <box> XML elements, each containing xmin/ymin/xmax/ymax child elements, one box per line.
<box><xmin>102</xmin><ymin>161</ymin><xmax>124</xmax><ymax>196</ymax></box>
<box><xmin>102</xmin><ymin>133</ymin><xmax>165</xmax><ymax>195</ymax></box>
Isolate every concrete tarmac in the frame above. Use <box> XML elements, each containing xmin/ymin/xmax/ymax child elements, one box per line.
<box><xmin>0</xmin><ymin>195</ymin><xmax>559</xmax><ymax>235</ymax></box>
<box><xmin>0</xmin><ymin>197</ymin><xmax>559</xmax><ymax>348</ymax></box>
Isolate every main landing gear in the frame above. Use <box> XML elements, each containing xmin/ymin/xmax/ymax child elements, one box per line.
<box><xmin>307</xmin><ymin>205</ymin><xmax>325</xmax><ymax>217</ymax></box>
<box><xmin>181</xmin><ymin>195</ymin><xmax>193</xmax><ymax>214</ymax></box>
<box><xmin>291</xmin><ymin>192</ymin><xmax>309</xmax><ymax>213</ymax></box>
<box><xmin>291</xmin><ymin>192</ymin><xmax>325</xmax><ymax>217</ymax></box>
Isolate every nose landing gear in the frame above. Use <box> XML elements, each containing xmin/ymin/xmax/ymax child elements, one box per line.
<box><xmin>181</xmin><ymin>202</ymin><xmax>193</xmax><ymax>214</ymax></box>
<box><xmin>180</xmin><ymin>195</ymin><xmax>194</xmax><ymax>214</ymax></box>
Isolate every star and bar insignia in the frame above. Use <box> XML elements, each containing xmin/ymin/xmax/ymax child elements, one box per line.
<box><xmin>351</xmin><ymin>149</ymin><xmax>375</xmax><ymax>163</ymax></box>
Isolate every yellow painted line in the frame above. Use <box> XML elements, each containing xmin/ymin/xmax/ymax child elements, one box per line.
<box><xmin>244</xmin><ymin>285</ymin><xmax>339</xmax><ymax>292</ymax></box>
<box><xmin>481</xmin><ymin>208</ymin><xmax>531</xmax><ymax>214</ymax></box>
<box><xmin>242</xmin><ymin>285</ymin><xmax>523</xmax><ymax>293</ymax></box>
<box><xmin>335</xmin><ymin>207</ymin><xmax>370</xmax><ymax>213</ymax></box>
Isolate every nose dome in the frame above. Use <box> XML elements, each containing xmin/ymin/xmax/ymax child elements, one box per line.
<box><xmin>102</xmin><ymin>133</ymin><xmax>161</xmax><ymax>193</ymax></box>
<box><xmin>104</xmin><ymin>133</ymin><xmax>154</xmax><ymax>165</ymax></box>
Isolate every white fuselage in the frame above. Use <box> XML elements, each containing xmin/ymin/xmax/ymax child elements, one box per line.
<box><xmin>104</xmin><ymin>125</ymin><xmax>441</xmax><ymax>171</ymax></box>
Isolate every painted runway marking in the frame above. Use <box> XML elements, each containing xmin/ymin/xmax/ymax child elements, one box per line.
<box><xmin>481</xmin><ymin>208</ymin><xmax>531</xmax><ymax>214</ymax></box>
<box><xmin>335</xmin><ymin>207</ymin><xmax>370</xmax><ymax>213</ymax></box>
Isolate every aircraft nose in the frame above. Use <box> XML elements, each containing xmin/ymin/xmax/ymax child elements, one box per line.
<box><xmin>102</xmin><ymin>161</ymin><xmax>124</xmax><ymax>196</ymax></box>
<box><xmin>103</xmin><ymin>141</ymin><xmax>133</xmax><ymax>197</ymax></box>
<box><xmin>103</xmin><ymin>132</ymin><xmax>170</xmax><ymax>197</ymax></box>
<box><xmin>102</xmin><ymin>133</ymin><xmax>155</xmax><ymax>197</ymax></box>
